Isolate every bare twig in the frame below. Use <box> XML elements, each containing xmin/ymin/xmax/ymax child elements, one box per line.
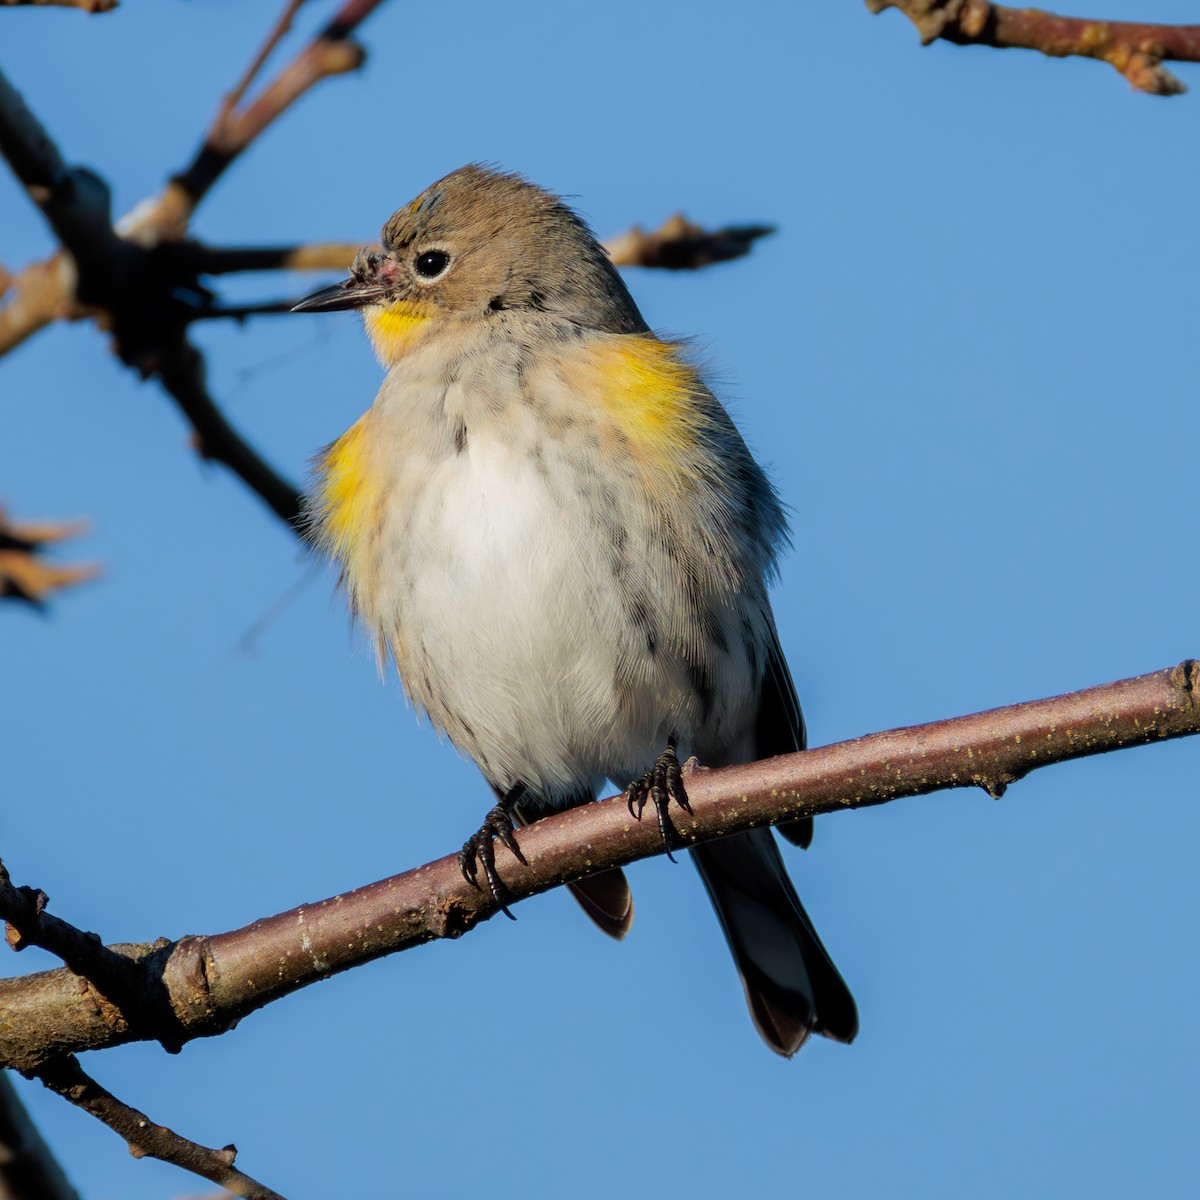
<box><xmin>605</xmin><ymin>215</ymin><xmax>775</xmax><ymax>270</ymax></box>
<box><xmin>0</xmin><ymin>67</ymin><xmax>305</xmax><ymax>530</ymax></box>
<box><xmin>0</xmin><ymin>14</ymin><xmax>378</xmax><ymax>531</ymax></box>
<box><xmin>205</xmin><ymin>25</ymin><xmax>361</xmax><ymax>158</ymax></box>
<box><xmin>166</xmin><ymin>241</ymin><xmax>363</xmax><ymax>276</ymax></box>
<box><xmin>2</xmin><ymin>663</ymin><xmax>1195</xmax><ymax>1072</ymax></box>
<box><xmin>0</xmin><ymin>508</ymin><xmax>99</xmax><ymax>605</ymax></box>
<box><xmin>30</xmin><ymin>1057</ymin><xmax>285</xmax><ymax>1200</ymax></box>
<box><xmin>186</xmin><ymin>217</ymin><xmax>780</xmax><ymax>281</ymax></box>
<box><xmin>0</xmin><ymin>0</ymin><xmax>117</xmax><ymax>11</ymax></box>
<box><xmin>221</xmin><ymin>0</ymin><xmax>311</xmax><ymax>113</ymax></box>
<box><xmin>188</xmin><ymin>209</ymin><xmax>782</xmax><ymax>315</ymax></box>
<box><xmin>193</xmin><ymin>299</ymin><xmax>310</xmax><ymax>321</ymax></box>
<box><xmin>155</xmin><ymin>338</ymin><xmax>304</xmax><ymax>529</ymax></box>
<box><xmin>0</xmin><ymin>70</ymin><xmax>137</xmax><ymax>301</ymax></box>
<box><xmin>0</xmin><ymin>240</ymin><xmax>359</xmax><ymax>353</ymax></box>
<box><xmin>0</xmin><ymin>254</ymin><xmax>79</xmax><ymax>356</ymax></box>
<box><xmin>0</xmin><ymin>1073</ymin><xmax>80</xmax><ymax>1200</ymax></box>
<box><xmin>154</xmin><ymin>0</ymin><xmax>389</xmax><ymax>240</ymax></box>
<box><xmin>867</xmin><ymin>0</ymin><xmax>1200</xmax><ymax>95</ymax></box>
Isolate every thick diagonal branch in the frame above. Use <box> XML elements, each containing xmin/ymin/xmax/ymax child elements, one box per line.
<box><xmin>867</xmin><ymin>1</ymin><xmax>1200</xmax><ymax>95</ymax></box>
<box><xmin>1</xmin><ymin>662</ymin><xmax>1195</xmax><ymax>1073</ymax></box>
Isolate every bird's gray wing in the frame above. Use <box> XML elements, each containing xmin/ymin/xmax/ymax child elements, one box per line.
<box><xmin>757</xmin><ymin>624</ymin><xmax>813</xmax><ymax>848</ymax></box>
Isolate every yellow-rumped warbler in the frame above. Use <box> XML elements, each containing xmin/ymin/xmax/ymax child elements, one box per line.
<box><xmin>294</xmin><ymin>165</ymin><xmax>856</xmax><ymax>1056</ymax></box>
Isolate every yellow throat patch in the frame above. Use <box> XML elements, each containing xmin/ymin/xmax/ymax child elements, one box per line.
<box><xmin>363</xmin><ymin>299</ymin><xmax>430</xmax><ymax>366</ymax></box>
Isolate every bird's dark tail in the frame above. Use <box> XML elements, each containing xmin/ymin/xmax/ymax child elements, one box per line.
<box><xmin>691</xmin><ymin>827</ymin><xmax>858</xmax><ymax>1056</ymax></box>
<box><xmin>565</xmin><ymin>870</ymin><xmax>634</xmax><ymax>940</ymax></box>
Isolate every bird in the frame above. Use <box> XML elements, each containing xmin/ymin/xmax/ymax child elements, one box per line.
<box><xmin>293</xmin><ymin>164</ymin><xmax>857</xmax><ymax>1056</ymax></box>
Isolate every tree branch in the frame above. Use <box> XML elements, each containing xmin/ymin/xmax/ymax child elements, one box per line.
<box><xmin>29</xmin><ymin>1057</ymin><xmax>285</xmax><ymax>1200</ymax></box>
<box><xmin>220</xmin><ymin>0</ymin><xmax>311</xmax><ymax>115</ymax></box>
<box><xmin>866</xmin><ymin>0</ymin><xmax>1200</xmax><ymax>95</ymax></box>
<box><xmin>154</xmin><ymin>337</ymin><xmax>305</xmax><ymax>529</ymax></box>
<box><xmin>165</xmin><ymin>241</ymin><xmax>365</xmax><ymax>276</ymax></box>
<box><xmin>182</xmin><ymin>216</ymin><xmax>785</xmax><ymax>320</ymax></box>
<box><xmin>153</xmin><ymin>0</ymin><xmax>388</xmax><ymax>240</ymax></box>
<box><xmin>0</xmin><ymin>861</ymin><xmax>183</xmax><ymax>1053</ymax></box>
<box><xmin>604</xmin><ymin>215</ymin><xmax>775</xmax><ymax>270</ymax></box>
<box><xmin>0</xmin><ymin>1074</ymin><xmax>80</xmax><ymax>1200</ymax></box>
<box><xmin>0</xmin><ymin>253</ymin><xmax>79</xmax><ymax>356</ymax></box>
<box><xmin>182</xmin><ymin>216</ymin><xmax>781</xmax><ymax>281</ymax></box>
<box><xmin>0</xmin><ymin>67</ymin><xmax>306</xmax><ymax>529</ymax></box>
<box><xmin>0</xmin><ymin>508</ymin><xmax>99</xmax><ymax>606</ymax></box>
<box><xmin>0</xmin><ymin>69</ymin><xmax>138</xmax><ymax>302</ymax></box>
<box><xmin>0</xmin><ymin>1</ymin><xmax>117</xmax><ymax>11</ymax></box>
<box><xmin>1</xmin><ymin>662</ymin><xmax>1195</xmax><ymax>1072</ymax></box>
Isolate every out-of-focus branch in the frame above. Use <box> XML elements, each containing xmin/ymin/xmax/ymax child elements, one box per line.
<box><xmin>143</xmin><ymin>0</ymin><xmax>387</xmax><ymax>241</ymax></box>
<box><xmin>165</xmin><ymin>241</ymin><xmax>363</xmax><ymax>276</ymax></box>
<box><xmin>185</xmin><ymin>214</ymin><xmax>786</xmax><ymax>294</ymax></box>
<box><xmin>0</xmin><ymin>241</ymin><xmax>362</xmax><ymax>355</ymax></box>
<box><xmin>30</xmin><ymin>1057</ymin><xmax>285</xmax><ymax>1200</ymax></box>
<box><xmin>0</xmin><ymin>254</ymin><xmax>80</xmax><ymax>355</ymax></box>
<box><xmin>605</xmin><ymin>215</ymin><xmax>775</xmax><ymax>270</ymax></box>
<box><xmin>186</xmin><ymin>222</ymin><xmax>782</xmax><ymax>278</ymax></box>
<box><xmin>0</xmin><ymin>71</ymin><xmax>140</xmax><ymax>308</ymax></box>
<box><xmin>2</xmin><ymin>663</ymin><xmax>1196</xmax><ymax>1071</ymax></box>
<box><xmin>0</xmin><ymin>0</ymin><xmax>116</xmax><ymax>11</ymax></box>
<box><xmin>167</xmin><ymin>214</ymin><xmax>784</xmax><ymax>318</ymax></box>
<box><xmin>0</xmin><ymin>508</ymin><xmax>99</xmax><ymax>605</ymax></box>
<box><xmin>156</xmin><ymin>338</ymin><xmax>304</xmax><ymax>528</ymax></box>
<box><xmin>0</xmin><ymin>1074</ymin><xmax>80</xmax><ymax>1200</ymax></box>
<box><xmin>202</xmin><ymin>38</ymin><xmax>363</xmax><ymax>160</ymax></box>
<box><xmin>221</xmin><ymin>0</ymin><xmax>311</xmax><ymax>114</ymax></box>
<box><xmin>0</xmin><ymin>7</ymin><xmax>388</xmax><ymax>533</ymax></box>
<box><xmin>867</xmin><ymin>0</ymin><xmax>1200</xmax><ymax>95</ymax></box>
<box><xmin>0</xmin><ymin>66</ymin><xmax>305</xmax><ymax>529</ymax></box>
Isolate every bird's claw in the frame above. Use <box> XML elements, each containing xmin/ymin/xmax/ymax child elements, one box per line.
<box><xmin>458</xmin><ymin>804</ymin><xmax>525</xmax><ymax>920</ymax></box>
<box><xmin>624</xmin><ymin>736</ymin><xmax>691</xmax><ymax>862</ymax></box>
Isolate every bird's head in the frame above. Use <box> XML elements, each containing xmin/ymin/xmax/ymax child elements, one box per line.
<box><xmin>293</xmin><ymin>164</ymin><xmax>646</xmax><ymax>365</ymax></box>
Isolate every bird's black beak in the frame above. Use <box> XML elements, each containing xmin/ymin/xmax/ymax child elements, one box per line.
<box><xmin>292</xmin><ymin>277</ymin><xmax>390</xmax><ymax>314</ymax></box>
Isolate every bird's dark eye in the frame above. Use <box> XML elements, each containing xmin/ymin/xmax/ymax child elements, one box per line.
<box><xmin>414</xmin><ymin>250</ymin><xmax>450</xmax><ymax>279</ymax></box>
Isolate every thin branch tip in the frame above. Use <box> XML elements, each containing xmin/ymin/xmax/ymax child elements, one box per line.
<box><xmin>0</xmin><ymin>508</ymin><xmax>100</xmax><ymax>606</ymax></box>
<box><xmin>869</xmin><ymin>1</ymin><xmax>1200</xmax><ymax>95</ymax></box>
<box><xmin>605</xmin><ymin>214</ymin><xmax>776</xmax><ymax>271</ymax></box>
<box><xmin>31</xmin><ymin>1057</ymin><xmax>284</xmax><ymax>1200</ymax></box>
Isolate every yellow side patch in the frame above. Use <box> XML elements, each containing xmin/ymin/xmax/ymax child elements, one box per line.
<box><xmin>588</xmin><ymin>336</ymin><xmax>705</xmax><ymax>458</ymax></box>
<box><xmin>363</xmin><ymin>299</ymin><xmax>431</xmax><ymax>366</ymax></box>
<box><xmin>315</xmin><ymin>415</ymin><xmax>383</xmax><ymax>566</ymax></box>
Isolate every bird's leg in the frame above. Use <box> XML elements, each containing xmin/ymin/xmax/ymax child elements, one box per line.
<box><xmin>458</xmin><ymin>790</ymin><xmax>527</xmax><ymax>920</ymax></box>
<box><xmin>625</xmin><ymin>735</ymin><xmax>692</xmax><ymax>863</ymax></box>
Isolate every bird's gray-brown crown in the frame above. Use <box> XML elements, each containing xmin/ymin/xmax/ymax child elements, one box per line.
<box><xmin>294</xmin><ymin>164</ymin><xmax>649</xmax><ymax>335</ymax></box>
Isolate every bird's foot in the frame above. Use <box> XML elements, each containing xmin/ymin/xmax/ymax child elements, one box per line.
<box><xmin>625</xmin><ymin>736</ymin><xmax>692</xmax><ymax>863</ymax></box>
<box><xmin>458</xmin><ymin>804</ymin><xmax>526</xmax><ymax>920</ymax></box>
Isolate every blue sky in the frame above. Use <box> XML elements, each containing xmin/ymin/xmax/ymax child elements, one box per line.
<box><xmin>3</xmin><ymin>2</ymin><xmax>1198</xmax><ymax>1197</ymax></box>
